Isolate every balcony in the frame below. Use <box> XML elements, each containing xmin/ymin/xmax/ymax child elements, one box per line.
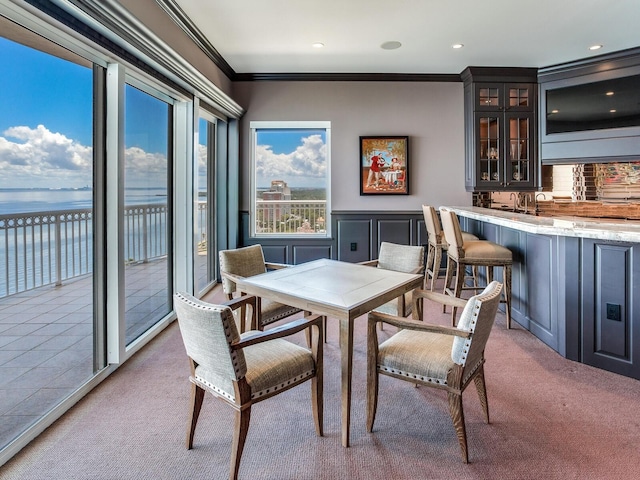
<box><xmin>255</xmin><ymin>200</ymin><xmax>326</xmax><ymax>234</ymax></box>
<box><xmin>0</xmin><ymin>203</ymin><xmax>198</xmax><ymax>450</ymax></box>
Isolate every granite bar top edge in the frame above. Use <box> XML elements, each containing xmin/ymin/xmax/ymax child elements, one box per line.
<box><xmin>446</xmin><ymin>206</ymin><xmax>640</xmax><ymax>243</ymax></box>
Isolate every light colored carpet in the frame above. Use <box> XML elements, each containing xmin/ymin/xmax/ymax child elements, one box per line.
<box><xmin>2</xmin><ymin>285</ymin><xmax>639</xmax><ymax>479</ymax></box>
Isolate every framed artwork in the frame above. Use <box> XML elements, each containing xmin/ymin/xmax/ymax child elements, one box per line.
<box><xmin>360</xmin><ymin>136</ymin><xmax>409</xmax><ymax>195</ymax></box>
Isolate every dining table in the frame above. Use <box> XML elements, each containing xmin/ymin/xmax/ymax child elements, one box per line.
<box><xmin>233</xmin><ymin>258</ymin><xmax>424</xmax><ymax>447</ymax></box>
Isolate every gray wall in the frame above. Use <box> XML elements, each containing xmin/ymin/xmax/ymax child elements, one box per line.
<box><xmin>232</xmin><ymin>81</ymin><xmax>471</xmax><ymax>212</ymax></box>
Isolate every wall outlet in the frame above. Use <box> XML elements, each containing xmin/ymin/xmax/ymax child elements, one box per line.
<box><xmin>350</xmin><ymin>242</ymin><xmax>357</xmax><ymax>251</ymax></box>
<box><xmin>606</xmin><ymin>303</ymin><xmax>621</xmax><ymax>321</ymax></box>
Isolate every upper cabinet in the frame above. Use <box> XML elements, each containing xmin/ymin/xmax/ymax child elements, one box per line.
<box><xmin>462</xmin><ymin>67</ymin><xmax>538</xmax><ymax>192</ymax></box>
<box><xmin>538</xmin><ymin>48</ymin><xmax>640</xmax><ymax>165</ymax></box>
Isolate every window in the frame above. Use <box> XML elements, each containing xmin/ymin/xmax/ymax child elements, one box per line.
<box><xmin>195</xmin><ymin>114</ymin><xmax>216</xmax><ymax>294</ymax></box>
<box><xmin>250</xmin><ymin>121</ymin><xmax>330</xmax><ymax>237</ymax></box>
<box><xmin>0</xmin><ymin>33</ymin><xmax>96</xmax><ymax>450</ymax></box>
<box><xmin>123</xmin><ymin>83</ymin><xmax>173</xmax><ymax>345</ymax></box>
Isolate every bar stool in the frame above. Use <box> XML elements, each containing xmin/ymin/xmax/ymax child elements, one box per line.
<box><xmin>439</xmin><ymin>207</ymin><xmax>513</xmax><ymax>329</ymax></box>
<box><xmin>422</xmin><ymin>205</ymin><xmax>479</xmax><ymax>291</ymax></box>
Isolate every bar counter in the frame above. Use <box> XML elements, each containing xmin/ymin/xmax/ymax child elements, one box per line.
<box><xmin>441</xmin><ymin>205</ymin><xmax>640</xmax><ymax>381</ymax></box>
<box><xmin>447</xmin><ymin>206</ymin><xmax>640</xmax><ymax>243</ymax></box>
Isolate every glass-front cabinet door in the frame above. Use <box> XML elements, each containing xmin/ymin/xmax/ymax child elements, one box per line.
<box><xmin>472</xmin><ymin>81</ymin><xmax>536</xmax><ymax>189</ymax></box>
<box><xmin>506</xmin><ymin>112</ymin><xmax>534</xmax><ymax>187</ymax></box>
<box><xmin>476</xmin><ymin>113</ymin><xmax>502</xmax><ymax>188</ymax></box>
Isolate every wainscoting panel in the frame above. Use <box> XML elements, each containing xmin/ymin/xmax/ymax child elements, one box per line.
<box><xmin>377</xmin><ymin>219</ymin><xmax>413</xmax><ymax>249</ymax></box>
<box><xmin>336</xmin><ymin>219</ymin><xmax>372</xmax><ymax>262</ymax></box>
<box><xmin>239</xmin><ymin>210</ymin><xmax>425</xmax><ymax>265</ymax></box>
<box><xmin>293</xmin><ymin>245</ymin><xmax>333</xmax><ymax>264</ymax></box>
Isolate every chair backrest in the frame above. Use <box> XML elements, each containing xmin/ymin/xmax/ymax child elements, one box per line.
<box><xmin>422</xmin><ymin>205</ymin><xmax>444</xmax><ymax>245</ymax></box>
<box><xmin>451</xmin><ymin>281</ymin><xmax>503</xmax><ymax>369</ymax></box>
<box><xmin>439</xmin><ymin>207</ymin><xmax>465</xmax><ymax>259</ymax></box>
<box><xmin>174</xmin><ymin>292</ymin><xmax>247</xmax><ymax>388</ymax></box>
<box><xmin>377</xmin><ymin>242</ymin><xmax>425</xmax><ymax>274</ymax></box>
<box><xmin>219</xmin><ymin>244</ymin><xmax>267</xmax><ymax>294</ymax></box>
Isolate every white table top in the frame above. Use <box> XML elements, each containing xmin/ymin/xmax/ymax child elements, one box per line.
<box><xmin>236</xmin><ymin>258</ymin><xmax>423</xmax><ymax>320</ymax></box>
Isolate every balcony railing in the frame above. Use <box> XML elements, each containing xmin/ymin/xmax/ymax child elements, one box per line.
<box><xmin>0</xmin><ymin>203</ymin><xmax>177</xmax><ymax>298</ymax></box>
<box><xmin>255</xmin><ymin>200</ymin><xmax>326</xmax><ymax>234</ymax></box>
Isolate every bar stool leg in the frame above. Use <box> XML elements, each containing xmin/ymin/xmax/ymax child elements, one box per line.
<box><xmin>504</xmin><ymin>264</ymin><xmax>512</xmax><ymax>329</ymax></box>
<box><xmin>443</xmin><ymin>255</ymin><xmax>454</xmax><ymax>313</ymax></box>
<box><xmin>451</xmin><ymin>261</ymin><xmax>466</xmax><ymax>326</ymax></box>
<box><xmin>431</xmin><ymin>245</ymin><xmax>442</xmax><ymax>291</ymax></box>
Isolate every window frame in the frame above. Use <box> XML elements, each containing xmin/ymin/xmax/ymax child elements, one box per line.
<box><xmin>250</xmin><ymin>121</ymin><xmax>331</xmax><ymax>238</ymax></box>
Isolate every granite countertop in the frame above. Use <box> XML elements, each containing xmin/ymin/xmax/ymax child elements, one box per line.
<box><xmin>447</xmin><ymin>206</ymin><xmax>640</xmax><ymax>243</ymax></box>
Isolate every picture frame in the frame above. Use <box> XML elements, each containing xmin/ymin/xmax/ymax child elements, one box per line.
<box><xmin>360</xmin><ymin>136</ymin><xmax>409</xmax><ymax>195</ymax></box>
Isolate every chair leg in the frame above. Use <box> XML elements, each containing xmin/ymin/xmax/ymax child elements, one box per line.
<box><xmin>473</xmin><ymin>366</ymin><xmax>490</xmax><ymax>424</ymax></box>
<box><xmin>447</xmin><ymin>391</ymin><xmax>469</xmax><ymax>464</ymax></box>
<box><xmin>311</xmin><ymin>323</ymin><xmax>324</xmax><ymax>437</ymax></box>
<box><xmin>230</xmin><ymin>406</ymin><xmax>251</xmax><ymax>480</ymax></box>
<box><xmin>186</xmin><ymin>383</ymin><xmax>205</xmax><ymax>449</ymax></box>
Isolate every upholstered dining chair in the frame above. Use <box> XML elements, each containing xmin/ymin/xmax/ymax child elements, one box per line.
<box><xmin>361</xmin><ymin>241</ymin><xmax>425</xmax><ymax>318</ymax></box>
<box><xmin>439</xmin><ymin>207</ymin><xmax>513</xmax><ymax>328</ymax></box>
<box><xmin>422</xmin><ymin>205</ymin><xmax>478</xmax><ymax>291</ymax></box>
<box><xmin>174</xmin><ymin>292</ymin><xmax>323</xmax><ymax>480</ymax></box>
<box><xmin>366</xmin><ymin>281</ymin><xmax>503</xmax><ymax>463</ymax></box>
<box><xmin>219</xmin><ymin>244</ymin><xmax>302</xmax><ymax>332</ymax></box>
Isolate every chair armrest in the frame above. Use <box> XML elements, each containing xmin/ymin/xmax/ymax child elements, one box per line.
<box><xmin>265</xmin><ymin>262</ymin><xmax>291</xmax><ymax>270</ymax></box>
<box><xmin>413</xmin><ymin>289</ymin><xmax>468</xmax><ymax>309</ymax></box>
<box><xmin>220</xmin><ymin>270</ymin><xmax>245</xmax><ymax>284</ymax></box>
<box><xmin>359</xmin><ymin>259</ymin><xmax>379</xmax><ymax>267</ymax></box>
<box><xmin>368</xmin><ymin>311</ymin><xmax>471</xmax><ymax>338</ymax></box>
<box><xmin>223</xmin><ymin>294</ymin><xmax>256</xmax><ymax>312</ymax></box>
<box><xmin>231</xmin><ymin>315</ymin><xmax>324</xmax><ymax>349</ymax></box>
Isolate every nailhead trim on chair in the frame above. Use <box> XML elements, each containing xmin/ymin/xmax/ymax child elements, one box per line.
<box><xmin>194</xmin><ymin>375</ymin><xmax>236</xmax><ymax>402</ymax></box>
<box><xmin>250</xmin><ymin>369</ymin><xmax>315</xmax><ymax>399</ymax></box>
<box><xmin>379</xmin><ymin>365</ymin><xmax>447</xmax><ymax>385</ymax></box>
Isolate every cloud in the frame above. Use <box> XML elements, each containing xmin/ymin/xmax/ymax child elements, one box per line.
<box><xmin>0</xmin><ymin>124</ymin><xmax>92</xmax><ymax>187</ymax></box>
<box><xmin>0</xmin><ymin>124</ymin><xmax>169</xmax><ymax>188</ymax></box>
<box><xmin>256</xmin><ymin>134</ymin><xmax>326</xmax><ymax>181</ymax></box>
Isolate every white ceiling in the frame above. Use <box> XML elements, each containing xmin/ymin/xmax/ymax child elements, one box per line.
<box><xmin>171</xmin><ymin>0</ymin><xmax>640</xmax><ymax>75</ymax></box>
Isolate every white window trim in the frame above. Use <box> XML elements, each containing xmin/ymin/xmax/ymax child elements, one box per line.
<box><xmin>250</xmin><ymin>121</ymin><xmax>331</xmax><ymax>238</ymax></box>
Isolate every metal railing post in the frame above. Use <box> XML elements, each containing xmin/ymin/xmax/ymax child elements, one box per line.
<box><xmin>55</xmin><ymin>214</ymin><xmax>62</xmax><ymax>286</ymax></box>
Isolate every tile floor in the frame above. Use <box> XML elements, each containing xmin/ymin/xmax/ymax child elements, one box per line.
<box><xmin>0</xmin><ymin>259</ymin><xmax>169</xmax><ymax>449</ymax></box>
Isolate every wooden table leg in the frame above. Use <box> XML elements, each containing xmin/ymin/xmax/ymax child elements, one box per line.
<box><xmin>339</xmin><ymin>316</ymin><xmax>354</xmax><ymax>447</ymax></box>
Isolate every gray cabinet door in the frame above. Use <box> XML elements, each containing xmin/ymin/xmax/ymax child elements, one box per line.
<box><xmin>582</xmin><ymin>239</ymin><xmax>640</xmax><ymax>379</ymax></box>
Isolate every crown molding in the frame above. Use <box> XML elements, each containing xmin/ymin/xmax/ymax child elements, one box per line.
<box><xmin>234</xmin><ymin>72</ymin><xmax>462</xmax><ymax>82</ymax></box>
<box><xmin>154</xmin><ymin>0</ymin><xmax>236</xmax><ymax>80</ymax></box>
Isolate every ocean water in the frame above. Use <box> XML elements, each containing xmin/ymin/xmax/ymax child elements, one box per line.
<box><xmin>0</xmin><ymin>188</ymin><xmax>168</xmax><ymax>214</ymax></box>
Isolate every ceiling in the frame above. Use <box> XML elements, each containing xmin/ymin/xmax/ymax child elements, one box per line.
<box><xmin>169</xmin><ymin>0</ymin><xmax>640</xmax><ymax>75</ymax></box>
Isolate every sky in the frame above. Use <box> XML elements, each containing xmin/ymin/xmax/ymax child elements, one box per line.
<box><xmin>255</xmin><ymin>128</ymin><xmax>327</xmax><ymax>189</ymax></box>
<box><xmin>0</xmin><ymin>36</ymin><xmax>192</xmax><ymax>190</ymax></box>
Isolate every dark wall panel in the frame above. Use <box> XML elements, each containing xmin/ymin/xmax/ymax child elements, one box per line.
<box><xmin>293</xmin><ymin>245</ymin><xmax>332</xmax><ymax>264</ymax></box>
<box><xmin>377</xmin><ymin>219</ymin><xmax>412</xmax><ymax>249</ymax></box>
<box><xmin>336</xmin><ymin>219</ymin><xmax>372</xmax><ymax>262</ymax></box>
<box><xmin>262</xmin><ymin>245</ymin><xmax>288</xmax><ymax>264</ymax></box>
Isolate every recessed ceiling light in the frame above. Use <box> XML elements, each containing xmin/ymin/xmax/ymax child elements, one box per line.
<box><xmin>312</xmin><ymin>42</ymin><xmax>324</xmax><ymax>49</ymax></box>
<box><xmin>551</xmin><ymin>109</ymin><xmax>559</xmax><ymax>114</ymax></box>
<box><xmin>381</xmin><ymin>41</ymin><xmax>402</xmax><ymax>50</ymax></box>
<box><xmin>452</xmin><ymin>44</ymin><xmax>464</xmax><ymax>49</ymax></box>
<box><xmin>589</xmin><ymin>44</ymin><xmax>603</xmax><ymax>50</ymax></box>
<box><xmin>610</xmin><ymin>109</ymin><xmax>617</xmax><ymax>113</ymax></box>
<box><xmin>606</xmin><ymin>91</ymin><xmax>615</xmax><ymax>96</ymax></box>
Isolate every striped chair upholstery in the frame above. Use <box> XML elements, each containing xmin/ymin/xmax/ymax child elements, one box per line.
<box><xmin>366</xmin><ymin>281</ymin><xmax>503</xmax><ymax>463</ymax></box>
